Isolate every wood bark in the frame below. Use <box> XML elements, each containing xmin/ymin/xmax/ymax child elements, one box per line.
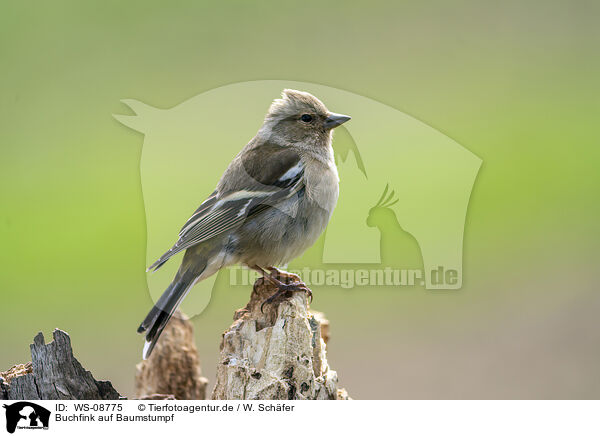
<box><xmin>2</xmin><ymin>283</ymin><xmax>350</xmax><ymax>400</ymax></box>
<box><xmin>0</xmin><ymin>330</ymin><xmax>121</xmax><ymax>400</ymax></box>
<box><xmin>212</xmin><ymin>277</ymin><xmax>350</xmax><ymax>400</ymax></box>
<box><xmin>135</xmin><ymin>310</ymin><xmax>208</xmax><ymax>400</ymax></box>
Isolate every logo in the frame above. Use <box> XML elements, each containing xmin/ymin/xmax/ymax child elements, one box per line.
<box><xmin>114</xmin><ymin>80</ymin><xmax>481</xmax><ymax>316</ymax></box>
<box><xmin>3</xmin><ymin>402</ymin><xmax>50</xmax><ymax>433</ymax></box>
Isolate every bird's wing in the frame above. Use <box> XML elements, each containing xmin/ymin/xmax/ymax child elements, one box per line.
<box><xmin>147</xmin><ymin>145</ymin><xmax>304</xmax><ymax>272</ymax></box>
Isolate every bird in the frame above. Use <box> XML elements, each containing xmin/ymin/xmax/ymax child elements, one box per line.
<box><xmin>137</xmin><ymin>89</ymin><xmax>351</xmax><ymax>359</ymax></box>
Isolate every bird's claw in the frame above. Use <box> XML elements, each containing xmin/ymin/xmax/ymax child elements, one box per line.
<box><xmin>260</xmin><ymin>290</ymin><xmax>287</xmax><ymax>313</ymax></box>
<box><xmin>260</xmin><ymin>281</ymin><xmax>313</xmax><ymax>313</ymax></box>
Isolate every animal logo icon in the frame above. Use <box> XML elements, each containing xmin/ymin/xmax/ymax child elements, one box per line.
<box><xmin>366</xmin><ymin>184</ymin><xmax>423</xmax><ymax>271</ymax></box>
<box><xmin>3</xmin><ymin>402</ymin><xmax>50</xmax><ymax>433</ymax></box>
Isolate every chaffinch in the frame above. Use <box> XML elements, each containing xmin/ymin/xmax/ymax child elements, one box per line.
<box><xmin>138</xmin><ymin>89</ymin><xmax>350</xmax><ymax>358</ymax></box>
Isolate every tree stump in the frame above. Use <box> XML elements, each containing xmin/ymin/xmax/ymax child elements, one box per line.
<box><xmin>135</xmin><ymin>310</ymin><xmax>208</xmax><ymax>400</ymax></box>
<box><xmin>212</xmin><ymin>277</ymin><xmax>350</xmax><ymax>400</ymax></box>
<box><xmin>0</xmin><ymin>330</ymin><xmax>121</xmax><ymax>400</ymax></box>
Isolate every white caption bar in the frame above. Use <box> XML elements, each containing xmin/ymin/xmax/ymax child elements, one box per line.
<box><xmin>0</xmin><ymin>400</ymin><xmax>597</xmax><ymax>436</ymax></box>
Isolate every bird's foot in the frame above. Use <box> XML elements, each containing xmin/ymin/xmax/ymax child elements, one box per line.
<box><xmin>260</xmin><ymin>276</ymin><xmax>312</xmax><ymax>313</ymax></box>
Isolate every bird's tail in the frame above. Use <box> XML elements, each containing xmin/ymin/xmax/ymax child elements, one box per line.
<box><xmin>137</xmin><ymin>271</ymin><xmax>198</xmax><ymax>359</ymax></box>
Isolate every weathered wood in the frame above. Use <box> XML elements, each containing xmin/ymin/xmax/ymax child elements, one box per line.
<box><xmin>0</xmin><ymin>330</ymin><xmax>121</xmax><ymax>400</ymax></box>
<box><xmin>2</xmin><ymin>283</ymin><xmax>349</xmax><ymax>401</ymax></box>
<box><xmin>135</xmin><ymin>310</ymin><xmax>208</xmax><ymax>400</ymax></box>
<box><xmin>212</xmin><ymin>277</ymin><xmax>350</xmax><ymax>400</ymax></box>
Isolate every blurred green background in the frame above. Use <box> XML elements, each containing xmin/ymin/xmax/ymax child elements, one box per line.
<box><xmin>1</xmin><ymin>1</ymin><xmax>599</xmax><ymax>399</ymax></box>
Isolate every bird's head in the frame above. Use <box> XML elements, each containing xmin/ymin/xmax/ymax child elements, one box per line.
<box><xmin>261</xmin><ymin>89</ymin><xmax>350</xmax><ymax>149</ymax></box>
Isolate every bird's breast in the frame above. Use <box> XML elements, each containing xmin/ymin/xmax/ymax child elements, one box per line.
<box><xmin>302</xmin><ymin>160</ymin><xmax>339</xmax><ymax>215</ymax></box>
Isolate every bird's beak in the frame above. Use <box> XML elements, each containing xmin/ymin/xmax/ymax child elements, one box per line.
<box><xmin>324</xmin><ymin>112</ymin><xmax>351</xmax><ymax>129</ymax></box>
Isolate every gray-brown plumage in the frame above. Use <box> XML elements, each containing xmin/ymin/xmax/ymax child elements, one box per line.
<box><xmin>138</xmin><ymin>89</ymin><xmax>350</xmax><ymax>358</ymax></box>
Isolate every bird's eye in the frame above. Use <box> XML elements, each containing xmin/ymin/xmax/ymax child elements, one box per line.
<box><xmin>300</xmin><ymin>114</ymin><xmax>313</xmax><ymax>123</ymax></box>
